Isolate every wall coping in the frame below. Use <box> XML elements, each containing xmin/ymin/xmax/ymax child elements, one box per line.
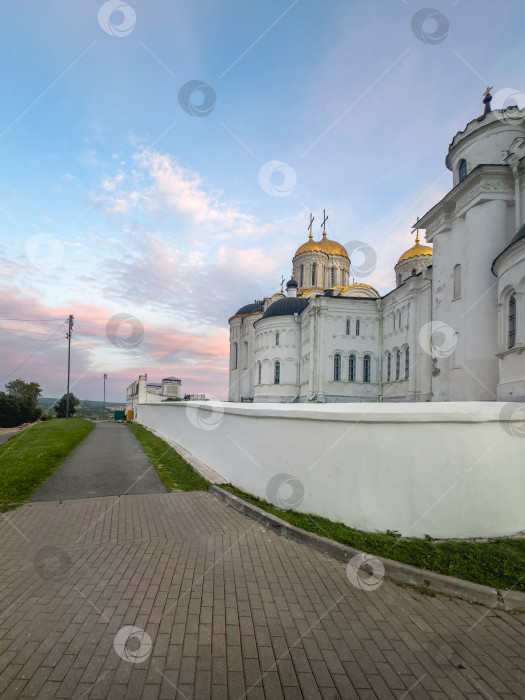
<box><xmin>140</xmin><ymin>400</ymin><xmax>525</xmax><ymax>425</ymax></box>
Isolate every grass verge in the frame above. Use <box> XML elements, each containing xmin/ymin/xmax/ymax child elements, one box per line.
<box><xmin>0</xmin><ymin>419</ymin><xmax>94</xmax><ymax>512</ymax></box>
<box><xmin>127</xmin><ymin>423</ymin><xmax>210</xmax><ymax>491</ymax></box>
<box><xmin>222</xmin><ymin>484</ymin><xmax>525</xmax><ymax>593</ymax></box>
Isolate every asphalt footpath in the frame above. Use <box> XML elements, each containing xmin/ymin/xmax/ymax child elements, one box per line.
<box><xmin>31</xmin><ymin>422</ymin><xmax>166</xmax><ymax>501</ymax></box>
<box><xmin>0</xmin><ymin>430</ymin><xmax>21</xmax><ymax>446</ymax></box>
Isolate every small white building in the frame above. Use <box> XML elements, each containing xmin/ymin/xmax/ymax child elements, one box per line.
<box><xmin>126</xmin><ymin>374</ymin><xmax>182</xmax><ymax>417</ymax></box>
<box><xmin>228</xmin><ymin>90</ymin><xmax>525</xmax><ymax>403</ymax></box>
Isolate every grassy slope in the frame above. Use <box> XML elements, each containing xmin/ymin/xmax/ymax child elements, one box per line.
<box><xmin>222</xmin><ymin>485</ymin><xmax>525</xmax><ymax>593</ymax></box>
<box><xmin>0</xmin><ymin>419</ymin><xmax>94</xmax><ymax>512</ymax></box>
<box><xmin>127</xmin><ymin>423</ymin><xmax>210</xmax><ymax>491</ymax></box>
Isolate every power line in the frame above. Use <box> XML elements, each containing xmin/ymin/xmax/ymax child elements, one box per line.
<box><xmin>0</xmin><ymin>326</ymin><xmax>60</xmax><ymax>334</ymax></box>
<box><xmin>0</xmin><ymin>320</ymin><xmax>67</xmax><ymax>383</ymax></box>
<box><xmin>0</xmin><ymin>327</ymin><xmax>64</xmax><ymax>340</ymax></box>
<box><xmin>0</xmin><ymin>318</ymin><xmax>65</xmax><ymax>322</ymax></box>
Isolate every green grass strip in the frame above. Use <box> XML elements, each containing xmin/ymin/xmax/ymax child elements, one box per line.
<box><xmin>0</xmin><ymin>419</ymin><xmax>95</xmax><ymax>512</ymax></box>
<box><xmin>127</xmin><ymin>423</ymin><xmax>210</xmax><ymax>491</ymax></box>
<box><xmin>222</xmin><ymin>484</ymin><xmax>525</xmax><ymax>593</ymax></box>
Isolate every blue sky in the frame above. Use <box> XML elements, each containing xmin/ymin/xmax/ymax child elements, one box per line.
<box><xmin>1</xmin><ymin>0</ymin><xmax>524</xmax><ymax>401</ymax></box>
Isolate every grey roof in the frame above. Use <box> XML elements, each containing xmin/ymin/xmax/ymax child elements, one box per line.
<box><xmin>261</xmin><ymin>297</ymin><xmax>309</xmax><ymax>319</ymax></box>
<box><xmin>492</xmin><ymin>223</ymin><xmax>525</xmax><ymax>274</ymax></box>
<box><xmin>509</xmin><ymin>223</ymin><xmax>525</xmax><ymax>246</ymax></box>
<box><xmin>234</xmin><ymin>303</ymin><xmax>264</xmax><ymax>316</ymax></box>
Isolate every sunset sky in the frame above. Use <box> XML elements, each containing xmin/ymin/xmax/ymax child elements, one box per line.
<box><xmin>1</xmin><ymin>0</ymin><xmax>524</xmax><ymax>402</ymax></box>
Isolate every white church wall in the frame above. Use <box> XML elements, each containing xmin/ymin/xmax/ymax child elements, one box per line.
<box><xmin>429</xmin><ymin>193</ymin><xmax>511</xmax><ymax>401</ymax></box>
<box><xmin>253</xmin><ymin>316</ymin><xmax>301</xmax><ymax>402</ymax></box>
<box><xmin>382</xmin><ymin>274</ymin><xmax>432</xmax><ymax>401</ymax></box>
<box><xmin>448</xmin><ymin>113</ymin><xmax>525</xmax><ymax>186</ymax></box>
<box><xmin>495</xmin><ymin>238</ymin><xmax>525</xmax><ymax>401</ymax></box>
<box><xmin>137</xmin><ymin>401</ymin><xmax>525</xmax><ymax>539</ymax></box>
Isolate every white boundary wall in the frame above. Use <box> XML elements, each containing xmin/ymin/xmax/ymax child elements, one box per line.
<box><xmin>136</xmin><ymin>401</ymin><xmax>525</xmax><ymax>539</ymax></box>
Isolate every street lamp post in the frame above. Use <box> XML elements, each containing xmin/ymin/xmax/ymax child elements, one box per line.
<box><xmin>103</xmin><ymin>373</ymin><xmax>107</xmax><ymax>420</ymax></box>
<box><xmin>65</xmin><ymin>315</ymin><xmax>74</xmax><ymax>418</ymax></box>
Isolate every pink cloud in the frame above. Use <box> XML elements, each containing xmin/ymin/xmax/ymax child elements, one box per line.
<box><xmin>0</xmin><ymin>287</ymin><xmax>230</xmax><ymax>401</ymax></box>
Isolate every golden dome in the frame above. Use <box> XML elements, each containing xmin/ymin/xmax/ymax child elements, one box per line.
<box><xmin>340</xmin><ymin>283</ymin><xmax>381</xmax><ymax>298</ymax></box>
<box><xmin>295</xmin><ymin>230</ymin><xmax>349</xmax><ymax>259</ymax></box>
<box><xmin>397</xmin><ymin>233</ymin><xmax>432</xmax><ymax>264</ymax></box>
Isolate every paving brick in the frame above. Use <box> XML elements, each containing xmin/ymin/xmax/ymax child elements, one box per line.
<box><xmin>0</xmin><ymin>492</ymin><xmax>521</xmax><ymax>700</ymax></box>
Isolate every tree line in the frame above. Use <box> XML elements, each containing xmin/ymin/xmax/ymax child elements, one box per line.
<box><xmin>0</xmin><ymin>379</ymin><xmax>80</xmax><ymax>428</ymax></box>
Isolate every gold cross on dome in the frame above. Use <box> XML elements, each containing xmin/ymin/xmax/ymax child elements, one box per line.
<box><xmin>321</xmin><ymin>209</ymin><xmax>328</xmax><ymax>232</ymax></box>
<box><xmin>307</xmin><ymin>213</ymin><xmax>314</xmax><ymax>239</ymax></box>
<box><xmin>484</xmin><ymin>86</ymin><xmax>493</xmax><ymax>97</ymax></box>
<box><xmin>280</xmin><ymin>275</ymin><xmax>285</xmax><ymax>293</ymax></box>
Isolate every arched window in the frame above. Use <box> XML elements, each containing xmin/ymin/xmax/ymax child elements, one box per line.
<box><xmin>355</xmin><ymin>319</ymin><xmax>360</xmax><ymax>336</ymax></box>
<box><xmin>411</xmin><ymin>268</ymin><xmax>416</xmax><ymax>276</ymax></box>
<box><xmin>453</xmin><ymin>264</ymin><xmax>461</xmax><ymax>300</ymax></box>
<box><xmin>258</xmin><ymin>362</ymin><xmax>262</xmax><ymax>384</ymax></box>
<box><xmin>397</xmin><ymin>311</ymin><xmax>402</xmax><ymax>329</ymax></box>
<box><xmin>276</xmin><ymin>331</ymin><xmax>280</xmax><ymax>346</ymax></box>
<box><xmin>349</xmin><ymin>354</ymin><xmax>356</xmax><ymax>382</ymax></box>
<box><xmin>393</xmin><ymin>313</ymin><xmax>396</xmax><ymax>330</ymax></box>
<box><xmin>232</xmin><ymin>342</ymin><xmax>238</xmax><ymax>370</ymax></box>
<box><xmin>363</xmin><ymin>354</ymin><xmax>371</xmax><ymax>383</ymax></box>
<box><xmin>312</xmin><ymin>263</ymin><xmax>317</xmax><ymax>286</ymax></box>
<box><xmin>509</xmin><ymin>294</ymin><xmax>517</xmax><ymax>349</ymax></box>
<box><xmin>405</xmin><ymin>347</ymin><xmax>410</xmax><ymax>379</ymax></box>
<box><xmin>334</xmin><ymin>354</ymin><xmax>341</xmax><ymax>381</ymax></box>
<box><xmin>243</xmin><ymin>341</ymin><xmax>248</xmax><ymax>369</ymax></box>
<box><xmin>396</xmin><ymin>350</ymin><xmax>401</xmax><ymax>380</ymax></box>
<box><xmin>274</xmin><ymin>361</ymin><xmax>280</xmax><ymax>384</ymax></box>
<box><xmin>458</xmin><ymin>159</ymin><xmax>467</xmax><ymax>182</ymax></box>
<box><xmin>346</xmin><ymin>318</ymin><xmax>351</xmax><ymax>335</ymax></box>
<box><xmin>387</xmin><ymin>353</ymin><xmax>391</xmax><ymax>382</ymax></box>
<box><xmin>300</xmin><ymin>265</ymin><xmax>304</xmax><ymax>287</ymax></box>
<box><xmin>330</xmin><ymin>267</ymin><xmax>335</xmax><ymax>287</ymax></box>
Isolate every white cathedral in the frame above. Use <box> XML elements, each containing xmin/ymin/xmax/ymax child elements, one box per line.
<box><xmin>228</xmin><ymin>91</ymin><xmax>525</xmax><ymax>403</ymax></box>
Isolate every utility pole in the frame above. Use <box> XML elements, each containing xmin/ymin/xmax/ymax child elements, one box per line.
<box><xmin>65</xmin><ymin>314</ymin><xmax>74</xmax><ymax>418</ymax></box>
<box><xmin>103</xmin><ymin>374</ymin><xmax>107</xmax><ymax>421</ymax></box>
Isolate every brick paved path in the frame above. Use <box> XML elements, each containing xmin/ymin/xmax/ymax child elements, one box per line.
<box><xmin>0</xmin><ymin>492</ymin><xmax>524</xmax><ymax>699</ymax></box>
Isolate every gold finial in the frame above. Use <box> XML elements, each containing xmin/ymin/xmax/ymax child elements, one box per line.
<box><xmin>484</xmin><ymin>86</ymin><xmax>493</xmax><ymax>97</ymax></box>
<box><xmin>415</xmin><ymin>215</ymin><xmax>420</xmax><ymax>244</ymax></box>
<box><xmin>308</xmin><ymin>213</ymin><xmax>314</xmax><ymax>240</ymax></box>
